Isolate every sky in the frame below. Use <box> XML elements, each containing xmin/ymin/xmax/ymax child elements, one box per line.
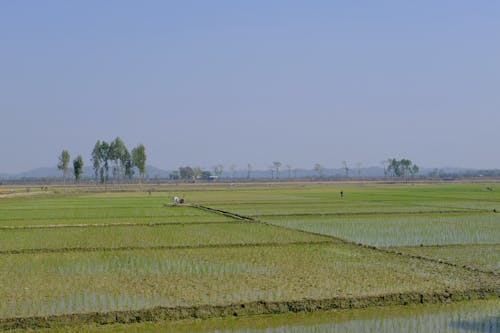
<box><xmin>1</xmin><ymin>1</ymin><xmax>499</xmax><ymax>174</ymax></box>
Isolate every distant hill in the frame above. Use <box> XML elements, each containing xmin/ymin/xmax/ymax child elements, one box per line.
<box><xmin>0</xmin><ymin>165</ymin><xmax>172</xmax><ymax>180</ymax></box>
<box><xmin>2</xmin><ymin>165</ymin><xmax>499</xmax><ymax>181</ymax></box>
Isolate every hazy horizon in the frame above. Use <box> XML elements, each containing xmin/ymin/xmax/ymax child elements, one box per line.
<box><xmin>2</xmin><ymin>1</ymin><xmax>499</xmax><ymax>174</ymax></box>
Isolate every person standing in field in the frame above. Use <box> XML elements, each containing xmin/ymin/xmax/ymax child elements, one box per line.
<box><xmin>340</xmin><ymin>190</ymin><xmax>344</xmax><ymax>199</ymax></box>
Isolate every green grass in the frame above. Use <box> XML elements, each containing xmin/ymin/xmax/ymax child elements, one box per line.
<box><xmin>0</xmin><ymin>194</ymin><xmax>232</xmax><ymax>226</ymax></box>
<box><xmin>393</xmin><ymin>244</ymin><xmax>500</xmax><ymax>274</ymax></box>
<box><xmin>0</xmin><ymin>222</ymin><xmax>330</xmax><ymax>252</ymax></box>
<box><xmin>264</xmin><ymin>213</ymin><xmax>500</xmax><ymax>246</ymax></box>
<box><xmin>197</xmin><ymin>183</ymin><xmax>500</xmax><ymax>216</ymax></box>
<box><xmin>1</xmin><ymin>243</ymin><xmax>497</xmax><ymax>318</ymax></box>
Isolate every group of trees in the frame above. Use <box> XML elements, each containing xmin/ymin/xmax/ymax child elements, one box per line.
<box><xmin>91</xmin><ymin>138</ymin><xmax>146</xmax><ymax>184</ymax></box>
<box><xmin>57</xmin><ymin>137</ymin><xmax>146</xmax><ymax>184</ymax></box>
<box><xmin>385</xmin><ymin>158</ymin><xmax>419</xmax><ymax>180</ymax></box>
<box><xmin>171</xmin><ymin>166</ymin><xmax>211</xmax><ymax>180</ymax></box>
<box><xmin>57</xmin><ymin>150</ymin><xmax>84</xmax><ymax>183</ymax></box>
<box><xmin>270</xmin><ymin>158</ymin><xmax>419</xmax><ymax>180</ymax></box>
<box><xmin>58</xmin><ymin>145</ymin><xmax>418</xmax><ymax>183</ymax></box>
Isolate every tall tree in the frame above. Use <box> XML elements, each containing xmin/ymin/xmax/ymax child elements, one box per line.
<box><xmin>382</xmin><ymin>159</ymin><xmax>391</xmax><ymax>178</ymax></box>
<box><xmin>109</xmin><ymin>137</ymin><xmax>126</xmax><ymax>182</ymax></box>
<box><xmin>132</xmin><ymin>144</ymin><xmax>147</xmax><ymax>181</ymax></box>
<box><xmin>213</xmin><ymin>165</ymin><xmax>223</xmax><ymax>179</ymax></box>
<box><xmin>387</xmin><ymin>158</ymin><xmax>418</xmax><ymax>182</ymax></box>
<box><xmin>356</xmin><ymin>162</ymin><xmax>362</xmax><ymax>178</ymax></box>
<box><xmin>57</xmin><ymin>150</ymin><xmax>70</xmax><ymax>183</ymax></box>
<box><xmin>411</xmin><ymin>164</ymin><xmax>419</xmax><ymax>178</ymax></box>
<box><xmin>99</xmin><ymin>141</ymin><xmax>110</xmax><ymax>184</ymax></box>
<box><xmin>273</xmin><ymin>161</ymin><xmax>282</xmax><ymax>179</ymax></box>
<box><xmin>342</xmin><ymin>161</ymin><xmax>349</xmax><ymax>178</ymax></box>
<box><xmin>400</xmin><ymin>159</ymin><xmax>412</xmax><ymax>181</ymax></box>
<box><xmin>313</xmin><ymin>163</ymin><xmax>323</xmax><ymax>178</ymax></box>
<box><xmin>91</xmin><ymin>141</ymin><xmax>101</xmax><ymax>184</ymax></box>
<box><xmin>122</xmin><ymin>149</ymin><xmax>134</xmax><ymax>180</ymax></box>
<box><xmin>192</xmin><ymin>167</ymin><xmax>203</xmax><ymax>180</ymax></box>
<box><xmin>387</xmin><ymin>158</ymin><xmax>401</xmax><ymax>177</ymax></box>
<box><xmin>285</xmin><ymin>164</ymin><xmax>292</xmax><ymax>178</ymax></box>
<box><xmin>230</xmin><ymin>164</ymin><xmax>237</xmax><ymax>179</ymax></box>
<box><xmin>73</xmin><ymin>155</ymin><xmax>84</xmax><ymax>183</ymax></box>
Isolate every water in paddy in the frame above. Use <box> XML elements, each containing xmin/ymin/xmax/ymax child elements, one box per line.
<box><xmin>175</xmin><ymin>301</ymin><xmax>498</xmax><ymax>333</ymax></box>
<box><xmin>188</xmin><ymin>301</ymin><xmax>498</xmax><ymax>333</ymax></box>
<box><xmin>76</xmin><ymin>299</ymin><xmax>499</xmax><ymax>332</ymax></box>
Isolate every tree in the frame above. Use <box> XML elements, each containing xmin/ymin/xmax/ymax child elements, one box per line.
<box><xmin>200</xmin><ymin>170</ymin><xmax>212</xmax><ymax>180</ymax></box>
<box><xmin>123</xmin><ymin>149</ymin><xmax>135</xmax><ymax>180</ymax></box>
<box><xmin>179</xmin><ymin>166</ymin><xmax>194</xmax><ymax>180</ymax></box>
<box><xmin>99</xmin><ymin>141</ymin><xmax>110</xmax><ymax>184</ymax></box>
<box><xmin>285</xmin><ymin>164</ymin><xmax>292</xmax><ymax>178</ymax></box>
<box><xmin>411</xmin><ymin>164</ymin><xmax>419</xmax><ymax>178</ymax></box>
<box><xmin>382</xmin><ymin>159</ymin><xmax>391</xmax><ymax>178</ymax></box>
<box><xmin>109</xmin><ymin>137</ymin><xmax>127</xmax><ymax>182</ymax></box>
<box><xmin>193</xmin><ymin>167</ymin><xmax>203</xmax><ymax>180</ymax></box>
<box><xmin>131</xmin><ymin>144</ymin><xmax>147</xmax><ymax>181</ymax></box>
<box><xmin>57</xmin><ymin>150</ymin><xmax>70</xmax><ymax>183</ymax></box>
<box><xmin>387</xmin><ymin>158</ymin><xmax>418</xmax><ymax>182</ymax></box>
<box><xmin>213</xmin><ymin>165</ymin><xmax>223</xmax><ymax>179</ymax></box>
<box><xmin>230</xmin><ymin>164</ymin><xmax>237</xmax><ymax>179</ymax></box>
<box><xmin>400</xmin><ymin>159</ymin><xmax>412</xmax><ymax>181</ymax></box>
<box><xmin>342</xmin><ymin>161</ymin><xmax>349</xmax><ymax>178</ymax></box>
<box><xmin>91</xmin><ymin>141</ymin><xmax>101</xmax><ymax>183</ymax></box>
<box><xmin>73</xmin><ymin>155</ymin><xmax>84</xmax><ymax>183</ymax></box>
<box><xmin>356</xmin><ymin>162</ymin><xmax>362</xmax><ymax>178</ymax></box>
<box><xmin>313</xmin><ymin>163</ymin><xmax>323</xmax><ymax>178</ymax></box>
<box><xmin>273</xmin><ymin>161</ymin><xmax>282</xmax><ymax>179</ymax></box>
<box><xmin>387</xmin><ymin>158</ymin><xmax>401</xmax><ymax>177</ymax></box>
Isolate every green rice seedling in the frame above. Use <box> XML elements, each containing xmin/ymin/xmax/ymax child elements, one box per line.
<box><xmin>0</xmin><ymin>222</ymin><xmax>330</xmax><ymax>252</ymax></box>
<box><xmin>393</xmin><ymin>244</ymin><xmax>500</xmax><ymax>274</ymax></box>
<box><xmin>0</xmin><ymin>244</ymin><xmax>497</xmax><ymax>318</ymax></box>
<box><xmin>265</xmin><ymin>213</ymin><xmax>500</xmax><ymax>246</ymax></box>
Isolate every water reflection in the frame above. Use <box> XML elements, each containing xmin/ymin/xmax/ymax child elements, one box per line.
<box><xmin>449</xmin><ymin>316</ymin><xmax>499</xmax><ymax>332</ymax></box>
<box><xmin>52</xmin><ymin>299</ymin><xmax>500</xmax><ymax>332</ymax></box>
<box><xmin>184</xmin><ymin>300</ymin><xmax>499</xmax><ymax>333</ymax></box>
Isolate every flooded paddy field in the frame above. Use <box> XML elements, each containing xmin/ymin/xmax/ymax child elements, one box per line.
<box><xmin>0</xmin><ymin>182</ymin><xmax>498</xmax><ymax>331</ymax></box>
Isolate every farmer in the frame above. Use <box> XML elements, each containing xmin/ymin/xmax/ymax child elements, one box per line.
<box><xmin>173</xmin><ymin>196</ymin><xmax>180</xmax><ymax>205</ymax></box>
<box><xmin>340</xmin><ymin>190</ymin><xmax>344</xmax><ymax>199</ymax></box>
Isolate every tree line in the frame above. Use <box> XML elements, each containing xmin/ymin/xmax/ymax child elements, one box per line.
<box><xmin>57</xmin><ymin>137</ymin><xmax>146</xmax><ymax>183</ymax></box>
<box><xmin>170</xmin><ymin>158</ymin><xmax>419</xmax><ymax>181</ymax></box>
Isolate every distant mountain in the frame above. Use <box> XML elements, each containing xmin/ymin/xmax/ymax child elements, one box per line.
<box><xmin>16</xmin><ymin>167</ymin><xmax>62</xmax><ymax>178</ymax></box>
<box><xmin>0</xmin><ymin>165</ymin><xmax>172</xmax><ymax>180</ymax></box>
<box><xmin>145</xmin><ymin>165</ymin><xmax>171</xmax><ymax>178</ymax></box>
<box><xmin>2</xmin><ymin>165</ymin><xmax>498</xmax><ymax>180</ymax></box>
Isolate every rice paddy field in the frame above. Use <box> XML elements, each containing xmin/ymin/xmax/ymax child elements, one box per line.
<box><xmin>0</xmin><ymin>182</ymin><xmax>498</xmax><ymax>331</ymax></box>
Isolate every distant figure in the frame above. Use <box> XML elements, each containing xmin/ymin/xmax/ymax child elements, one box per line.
<box><xmin>340</xmin><ymin>190</ymin><xmax>344</xmax><ymax>199</ymax></box>
<box><xmin>173</xmin><ymin>196</ymin><xmax>180</xmax><ymax>205</ymax></box>
<box><xmin>179</xmin><ymin>197</ymin><xmax>185</xmax><ymax>204</ymax></box>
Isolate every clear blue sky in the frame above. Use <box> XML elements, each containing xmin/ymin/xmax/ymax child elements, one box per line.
<box><xmin>1</xmin><ymin>1</ymin><xmax>499</xmax><ymax>173</ymax></box>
